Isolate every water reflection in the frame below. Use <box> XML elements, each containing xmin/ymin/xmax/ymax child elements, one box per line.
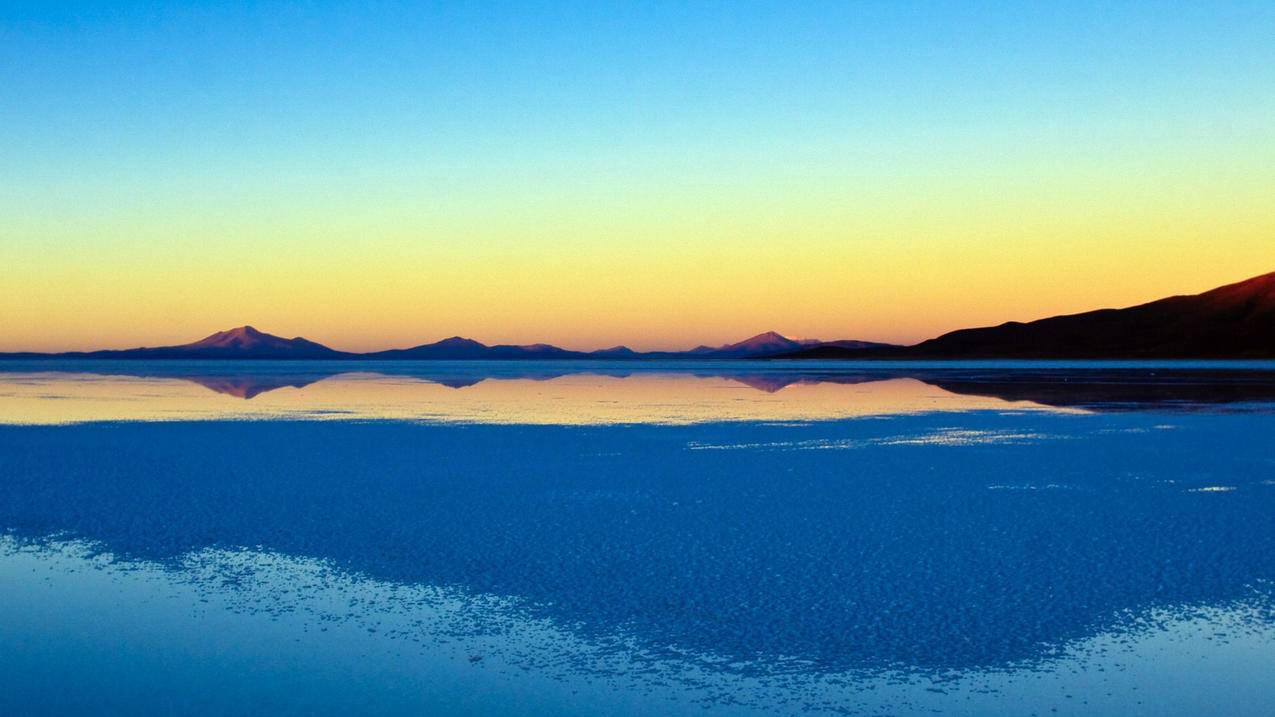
<box><xmin>4</xmin><ymin>360</ymin><xmax>1275</xmax><ymax>424</ymax></box>
<box><xmin>6</xmin><ymin>534</ymin><xmax>1272</xmax><ymax>717</ymax></box>
<box><xmin>0</xmin><ymin>364</ymin><xmax>1047</xmax><ymax>425</ymax></box>
<box><xmin>3</xmin><ymin>414</ymin><xmax>1274</xmax><ymax>677</ymax></box>
<box><xmin>3</xmin><ymin>362</ymin><xmax>1275</xmax><ymax>713</ymax></box>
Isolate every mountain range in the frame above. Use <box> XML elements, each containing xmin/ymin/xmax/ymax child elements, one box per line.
<box><xmin>0</xmin><ymin>326</ymin><xmax>891</xmax><ymax>361</ymax></box>
<box><xmin>782</xmin><ymin>270</ymin><xmax>1275</xmax><ymax>359</ymax></box>
<box><xmin>3</xmin><ymin>271</ymin><xmax>1272</xmax><ymax>360</ymax></box>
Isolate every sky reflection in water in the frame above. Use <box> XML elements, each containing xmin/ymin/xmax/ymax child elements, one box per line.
<box><xmin>0</xmin><ymin>361</ymin><xmax>1069</xmax><ymax>425</ymax></box>
<box><xmin>4</xmin><ymin>359</ymin><xmax>1275</xmax><ymax>424</ymax></box>
<box><xmin>1</xmin><ymin>361</ymin><xmax>1274</xmax><ymax>715</ymax></box>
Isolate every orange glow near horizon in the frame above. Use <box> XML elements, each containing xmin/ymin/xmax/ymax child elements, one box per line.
<box><xmin>2</xmin><ymin>256</ymin><xmax>1272</xmax><ymax>354</ymax></box>
<box><xmin>4</xmin><ymin>127</ymin><xmax>1272</xmax><ymax>353</ymax></box>
<box><xmin>3</xmin><ymin>4</ymin><xmax>1273</xmax><ymax>354</ymax></box>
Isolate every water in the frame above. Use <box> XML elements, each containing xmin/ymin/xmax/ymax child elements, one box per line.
<box><xmin>1</xmin><ymin>361</ymin><xmax>1273</xmax><ymax>715</ymax></box>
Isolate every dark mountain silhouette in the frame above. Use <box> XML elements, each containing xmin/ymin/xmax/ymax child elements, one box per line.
<box><xmin>12</xmin><ymin>270</ymin><xmax>1274</xmax><ymax>361</ymax></box>
<box><xmin>0</xmin><ymin>326</ymin><xmax>348</xmax><ymax>360</ymax></box>
<box><xmin>783</xmin><ymin>271</ymin><xmax>1275</xmax><ymax>360</ymax></box>
<box><xmin>636</xmin><ymin>332</ymin><xmax>894</xmax><ymax>359</ymax></box>
<box><xmin>715</xmin><ymin>331</ymin><xmax>811</xmax><ymax>357</ymax></box>
<box><xmin>366</xmin><ymin>333</ymin><xmax>886</xmax><ymax>360</ymax></box>
<box><xmin>708</xmin><ymin>331</ymin><xmax>814</xmax><ymax>357</ymax></box>
<box><xmin>367</xmin><ymin>336</ymin><xmax>504</xmax><ymax>360</ymax></box>
<box><xmin>590</xmin><ymin>346</ymin><xmax>639</xmax><ymax>359</ymax></box>
<box><xmin>1</xmin><ymin>329</ymin><xmax>889</xmax><ymax>361</ymax></box>
<box><xmin>367</xmin><ymin>336</ymin><xmax>590</xmax><ymax>360</ymax></box>
<box><xmin>175</xmin><ymin>326</ymin><xmax>343</xmax><ymax>358</ymax></box>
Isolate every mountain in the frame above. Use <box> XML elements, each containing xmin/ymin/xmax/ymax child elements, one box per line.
<box><xmin>359</xmin><ymin>331</ymin><xmax>890</xmax><ymax>360</ymax></box>
<box><xmin>818</xmin><ymin>339</ymin><xmax>896</xmax><ymax>351</ymax></box>
<box><xmin>367</xmin><ymin>336</ymin><xmax>589</xmax><ymax>360</ymax></box>
<box><xmin>10</xmin><ymin>267</ymin><xmax>1273</xmax><ymax>363</ymax></box>
<box><xmin>710</xmin><ymin>331</ymin><xmax>812</xmax><ymax>358</ymax></box>
<box><xmin>1</xmin><ymin>326</ymin><xmax>347</xmax><ymax>360</ymax></box>
<box><xmin>783</xmin><ymin>271</ymin><xmax>1275</xmax><ymax>359</ymax></box>
<box><xmin>646</xmin><ymin>332</ymin><xmax>894</xmax><ymax>359</ymax></box>
<box><xmin>171</xmin><ymin>326</ymin><xmax>343</xmax><ymax>358</ymax></box>
<box><xmin>0</xmin><ymin>329</ymin><xmax>870</xmax><ymax>361</ymax></box>
<box><xmin>0</xmin><ymin>328</ymin><xmax>894</xmax><ymax>361</ymax></box>
<box><xmin>367</xmin><ymin>336</ymin><xmax>495</xmax><ymax>360</ymax></box>
<box><xmin>590</xmin><ymin>346</ymin><xmax>639</xmax><ymax>359</ymax></box>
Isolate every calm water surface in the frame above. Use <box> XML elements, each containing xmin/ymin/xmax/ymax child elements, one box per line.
<box><xmin>1</xmin><ymin>361</ymin><xmax>1274</xmax><ymax>715</ymax></box>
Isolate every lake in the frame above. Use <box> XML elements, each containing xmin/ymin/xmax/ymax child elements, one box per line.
<box><xmin>1</xmin><ymin>360</ymin><xmax>1274</xmax><ymax>715</ymax></box>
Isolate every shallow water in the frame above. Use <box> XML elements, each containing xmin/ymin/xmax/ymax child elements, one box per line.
<box><xmin>1</xmin><ymin>361</ymin><xmax>1273</xmax><ymax>715</ymax></box>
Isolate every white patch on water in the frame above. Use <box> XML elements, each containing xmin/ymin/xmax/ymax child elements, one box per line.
<box><xmin>791</xmin><ymin>438</ymin><xmax>867</xmax><ymax>450</ymax></box>
<box><xmin>687</xmin><ymin>428</ymin><xmax>1063</xmax><ymax>452</ymax></box>
<box><xmin>1188</xmin><ymin>486</ymin><xmax>1237</xmax><ymax>493</ymax></box>
<box><xmin>987</xmin><ymin>484</ymin><xmax>1073</xmax><ymax>491</ymax></box>
<box><xmin>686</xmin><ymin>438</ymin><xmax>866</xmax><ymax>451</ymax></box>
<box><xmin>874</xmin><ymin>429</ymin><xmax>1057</xmax><ymax>447</ymax></box>
<box><xmin>685</xmin><ymin>440</ymin><xmax>798</xmax><ymax>451</ymax></box>
<box><xmin>1098</xmin><ymin>427</ymin><xmax>1150</xmax><ymax>434</ymax></box>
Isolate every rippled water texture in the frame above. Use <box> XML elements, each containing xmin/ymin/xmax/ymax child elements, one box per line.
<box><xmin>1</xmin><ymin>361</ymin><xmax>1274</xmax><ymax>715</ymax></box>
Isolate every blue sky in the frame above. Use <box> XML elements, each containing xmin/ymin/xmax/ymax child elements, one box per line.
<box><xmin>3</xmin><ymin>1</ymin><xmax>1273</xmax><ymax>350</ymax></box>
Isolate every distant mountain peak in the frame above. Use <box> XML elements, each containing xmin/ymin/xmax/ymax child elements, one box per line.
<box><xmin>189</xmin><ymin>326</ymin><xmax>291</xmax><ymax>350</ymax></box>
<box><xmin>159</xmin><ymin>326</ymin><xmax>341</xmax><ymax>358</ymax></box>
<box><xmin>434</xmin><ymin>336</ymin><xmax>486</xmax><ymax>348</ymax></box>
<box><xmin>209</xmin><ymin>325</ymin><xmax>264</xmax><ymax>339</ymax></box>
<box><xmin>716</xmin><ymin>331</ymin><xmax>803</xmax><ymax>353</ymax></box>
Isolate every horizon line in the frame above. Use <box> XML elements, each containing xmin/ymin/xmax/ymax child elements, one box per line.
<box><xmin>3</xmin><ymin>267</ymin><xmax>1272</xmax><ymax>356</ymax></box>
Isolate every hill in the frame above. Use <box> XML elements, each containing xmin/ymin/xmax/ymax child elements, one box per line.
<box><xmin>782</xmin><ymin>271</ymin><xmax>1275</xmax><ymax>359</ymax></box>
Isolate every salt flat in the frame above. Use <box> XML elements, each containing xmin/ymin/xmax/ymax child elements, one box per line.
<box><xmin>1</xmin><ymin>363</ymin><xmax>1273</xmax><ymax>715</ymax></box>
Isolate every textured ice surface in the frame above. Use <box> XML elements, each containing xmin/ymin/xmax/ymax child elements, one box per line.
<box><xmin>1</xmin><ymin>364</ymin><xmax>1275</xmax><ymax>715</ymax></box>
<box><xmin>3</xmin><ymin>536</ymin><xmax>1273</xmax><ymax>717</ymax></box>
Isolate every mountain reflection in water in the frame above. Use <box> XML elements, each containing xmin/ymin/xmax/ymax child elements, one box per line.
<box><xmin>3</xmin><ymin>360</ymin><xmax>1275</xmax><ymax>425</ymax></box>
<box><xmin>2</xmin><ymin>360</ymin><xmax>1275</xmax><ymax>715</ymax></box>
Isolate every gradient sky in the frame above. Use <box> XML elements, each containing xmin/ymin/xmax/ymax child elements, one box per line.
<box><xmin>2</xmin><ymin>1</ymin><xmax>1273</xmax><ymax>352</ymax></box>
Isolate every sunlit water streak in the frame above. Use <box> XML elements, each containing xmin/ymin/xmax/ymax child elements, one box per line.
<box><xmin>0</xmin><ymin>369</ymin><xmax>1056</xmax><ymax>425</ymax></box>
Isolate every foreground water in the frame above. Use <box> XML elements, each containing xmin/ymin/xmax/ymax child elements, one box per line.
<box><xmin>1</xmin><ymin>361</ymin><xmax>1273</xmax><ymax>715</ymax></box>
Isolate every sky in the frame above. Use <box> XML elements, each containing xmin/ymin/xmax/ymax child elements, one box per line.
<box><xmin>2</xmin><ymin>1</ymin><xmax>1273</xmax><ymax>352</ymax></box>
